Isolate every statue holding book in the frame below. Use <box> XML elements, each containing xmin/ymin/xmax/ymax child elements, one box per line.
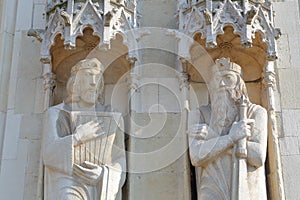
<box><xmin>42</xmin><ymin>58</ymin><xmax>126</xmax><ymax>200</ymax></box>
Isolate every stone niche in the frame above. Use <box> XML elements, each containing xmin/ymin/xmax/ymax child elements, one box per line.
<box><xmin>51</xmin><ymin>28</ymin><xmax>131</xmax><ymax>115</ymax></box>
<box><xmin>187</xmin><ymin>26</ymin><xmax>284</xmax><ymax>199</ymax></box>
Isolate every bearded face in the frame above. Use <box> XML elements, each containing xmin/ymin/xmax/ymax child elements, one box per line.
<box><xmin>70</xmin><ymin>68</ymin><xmax>101</xmax><ymax>107</ymax></box>
<box><xmin>209</xmin><ymin>71</ymin><xmax>246</xmax><ymax>136</ymax></box>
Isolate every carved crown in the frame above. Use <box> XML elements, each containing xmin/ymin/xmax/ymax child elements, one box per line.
<box><xmin>71</xmin><ymin>58</ymin><xmax>103</xmax><ymax>74</ymax></box>
<box><xmin>215</xmin><ymin>58</ymin><xmax>241</xmax><ymax>75</ymax></box>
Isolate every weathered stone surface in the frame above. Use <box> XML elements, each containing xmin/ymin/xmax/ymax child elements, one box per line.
<box><xmin>129</xmin><ymin>172</ymin><xmax>187</xmax><ymax>200</ymax></box>
<box><xmin>137</xmin><ymin>0</ymin><xmax>177</xmax><ymax>28</ymax></box>
<box><xmin>279</xmin><ymin>137</ymin><xmax>300</xmax><ymax>156</ymax></box>
<box><xmin>0</xmin><ymin>32</ymin><xmax>14</xmax><ymax>111</ymax></box>
<box><xmin>158</xmin><ymin>78</ymin><xmax>181</xmax><ymax>112</ymax></box>
<box><xmin>278</xmin><ymin>68</ymin><xmax>300</xmax><ymax>109</ymax></box>
<box><xmin>0</xmin><ymin>139</ymin><xmax>28</xmax><ymax>200</ymax></box>
<box><xmin>273</xmin><ymin>2</ymin><xmax>300</xmax><ymax>68</ymax></box>
<box><xmin>33</xmin><ymin>3</ymin><xmax>46</xmax><ymax>29</ymax></box>
<box><xmin>24</xmin><ymin>173</ymin><xmax>39</xmax><ymax>200</ymax></box>
<box><xmin>15</xmin><ymin>0</ymin><xmax>34</xmax><ymax>31</ymax></box>
<box><xmin>282</xmin><ymin>109</ymin><xmax>300</xmax><ymax>137</ymax></box>
<box><xmin>15</xmin><ymin>78</ymin><xmax>37</xmax><ymax>114</ymax></box>
<box><xmin>20</xmin><ymin>114</ymin><xmax>43</xmax><ymax>140</ymax></box>
<box><xmin>130</xmin><ymin>112</ymin><xmax>183</xmax><ymax>138</ymax></box>
<box><xmin>0</xmin><ymin>0</ymin><xmax>18</xmax><ymax>34</ymax></box>
<box><xmin>276</xmin><ymin>34</ymin><xmax>291</xmax><ymax>69</ymax></box>
<box><xmin>2</xmin><ymin>111</ymin><xmax>22</xmax><ymax>160</ymax></box>
<box><xmin>281</xmin><ymin>155</ymin><xmax>300</xmax><ymax>200</ymax></box>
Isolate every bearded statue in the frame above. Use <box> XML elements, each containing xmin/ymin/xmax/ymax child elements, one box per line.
<box><xmin>42</xmin><ymin>58</ymin><xmax>126</xmax><ymax>200</ymax></box>
<box><xmin>188</xmin><ymin>58</ymin><xmax>268</xmax><ymax>200</ymax></box>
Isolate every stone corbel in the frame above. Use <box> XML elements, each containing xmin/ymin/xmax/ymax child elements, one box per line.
<box><xmin>126</xmin><ymin>55</ymin><xmax>137</xmax><ymax>66</ymax></box>
<box><xmin>27</xmin><ymin>29</ymin><xmax>44</xmax><ymax>43</ymax></box>
<box><xmin>43</xmin><ymin>72</ymin><xmax>56</xmax><ymax>92</ymax></box>
<box><xmin>128</xmin><ymin>72</ymin><xmax>140</xmax><ymax>93</ymax></box>
<box><xmin>42</xmin><ymin>70</ymin><xmax>56</xmax><ymax>110</ymax></box>
<box><xmin>262</xmin><ymin>68</ymin><xmax>276</xmax><ymax>91</ymax></box>
<box><xmin>126</xmin><ymin>55</ymin><xmax>140</xmax><ymax>93</ymax></box>
<box><xmin>178</xmin><ymin>58</ymin><xmax>190</xmax><ymax>91</ymax></box>
<box><xmin>178</xmin><ymin>58</ymin><xmax>191</xmax><ymax>113</ymax></box>
<box><xmin>178</xmin><ymin>71</ymin><xmax>190</xmax><ymax>91</ymax></box>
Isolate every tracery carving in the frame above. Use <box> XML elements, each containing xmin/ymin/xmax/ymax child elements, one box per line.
<box><xmin>180</xmin><ymin>0</ymin><xmax>281</xmax><ymax>60</ymax></box>
<box><xmin>39</xmin><ymin>0</ymin><xmax>136</xmax><ymax>62</ymax></box>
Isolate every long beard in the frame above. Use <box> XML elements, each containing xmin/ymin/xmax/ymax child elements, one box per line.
<box><xmin>81</xmin><ymin>90</ymin><xmax>97</xmax><ymax>104</ymax></box>
<box><xmin>210</xmin><ymin>89</ymin><xmax>239</xmax><ymax>136</ymax></box>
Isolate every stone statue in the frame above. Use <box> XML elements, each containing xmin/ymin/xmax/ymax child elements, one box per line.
<box><xmin>42</xmin><ymin>58</ymin><xmax>126</xmax><ymax>200</ymax></box>
<box><xmin>189</xmin><ymin>58</ymin><xmax>268</xmax><ymax>200</ymax></box>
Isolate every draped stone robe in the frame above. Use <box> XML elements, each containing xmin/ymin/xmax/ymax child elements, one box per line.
<box><xmin>42</xmin><ymin>103</ymin><xmax>126</xmax><ymax>200</ymax></box>
<box><xmin>189</xmin><ymin>103</ymin><xmax>268</xmax><ymax>200</ymax></box>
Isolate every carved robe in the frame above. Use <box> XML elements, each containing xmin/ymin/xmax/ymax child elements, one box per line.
<box><xmin>189</xmin><ymin>103</ymin><xmax>268</xmax><ymax>200</ymax></box>
<box><xmin>42</xmin><ymin>103</ymin><xmax>126</xmax><ymax>200</ymax></box>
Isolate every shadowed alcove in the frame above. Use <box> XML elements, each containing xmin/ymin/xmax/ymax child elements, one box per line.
<box><xmin>50</xmin><ymin>28</ymin><xmax>131</xmax><ymax>116</ymax></box>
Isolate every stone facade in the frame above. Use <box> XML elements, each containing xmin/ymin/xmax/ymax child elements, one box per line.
<box><xmin>0</xmin><ymin>0</ymin><xmax>299</xmax><ymax>199</ymax></box>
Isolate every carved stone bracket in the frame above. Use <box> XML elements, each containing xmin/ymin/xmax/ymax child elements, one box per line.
<box><xmin>43</xmin><ymin>72</ymin><xmax>57</xmax><ymax>91</ymax></box>
<box><xmin>178</xmin><ymin>68</ymin><xmax>190</xmax><ymax>91</ymax></box>
<box><xmin>180</xmin><ymin>0</ymin><xmax>281</xmax><ymax>60</ymax></box>
<box><xmin>126</xmin><ymin>54</ymin><xmax>137</xmax><ymax>66</ymax></box>
<box><xmin>262</xmin><ymin>70</ymin><xmax>276</xmax><ymax>90</ymax></box>
<box><xmin>39</xmin><ymin>0</ymin><xmax>136</xmax><ymax>63</ymax></box>
<box><xmin>125</xmin><ymin>72</ymin><xmax>140</xmax><ymax>93</ymax></box>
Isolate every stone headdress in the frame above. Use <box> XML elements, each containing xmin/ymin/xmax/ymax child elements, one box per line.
<box><xmin>66</xmin><ymin>58</ymin><xmax>105</xmax><ymax>104</ymax></box>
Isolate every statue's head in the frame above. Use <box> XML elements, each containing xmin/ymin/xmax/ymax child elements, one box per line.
<box><xmin>65</xmin><ymin>58</ymin><xmax>104</xmax><ymax>107</ymax></box>
<box><xmin>211</xmin><ymin>57</ymin><xmax>248</xmax><ymax>102</ymax></box>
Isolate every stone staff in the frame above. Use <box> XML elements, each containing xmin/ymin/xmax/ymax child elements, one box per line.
<box><xmin>231</xmin><ymin>95</ymin><xmax>250</xmax><ymax>200</ymax></box>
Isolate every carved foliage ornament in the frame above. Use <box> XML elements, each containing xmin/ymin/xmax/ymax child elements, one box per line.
<box><xmin>181</xmin><ymin>0</ymin><xmax>281</xmax><ymax>60</ymax></box>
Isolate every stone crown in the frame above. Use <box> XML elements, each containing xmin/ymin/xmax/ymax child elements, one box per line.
<box><xmin>71</xmin><ymin>58</ymin><xmax>103</xmax><ymax>74</ymax></box>
<box><xmin>215</xmin><ymin>57</ymin><xmax>242</xmax><ymax>75</ymax></box>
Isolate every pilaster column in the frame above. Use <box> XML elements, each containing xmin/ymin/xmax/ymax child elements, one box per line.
<box><xmin>178</xmin><ymin>57</ymin><xmax>191</xmax><ymax>200</ymax></box>
<box><xmin>42</xmin><ymin>64</ymin><xmax>56</xmax><ymax>110</ymax></box>
<box><xmin>37</xmin><ymin>63</ymin><xmax>56</xmax><ymax>200</ymax></box>
<box><xmin>262</xmin><ymin>60</ymin><xmax>285</xmax><ymax>200</ymax></box>
<box><xmin>126</xmin><ymin>56</ymin><xmax>140</xmax><ymax>112</ymax></box>
<box><xmin>178</xmin><ymin>58</ymin><xmax>190</xmax><ymax>112</ymax></box>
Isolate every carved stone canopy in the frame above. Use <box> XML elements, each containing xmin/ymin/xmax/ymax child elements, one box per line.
<box><xmin>188</xmin><ymin>26</ymin><xmax>266</xmax><ymax>84</ymax></box>
<box><xmin>179</xmin><ymin>0</ymin><xmax>280</xmax><ymax>61</ymax></box>
<box><xmin>41</xmin><ymin>0</ymin><xmax>136</xmax><ymax>63</ymax></box>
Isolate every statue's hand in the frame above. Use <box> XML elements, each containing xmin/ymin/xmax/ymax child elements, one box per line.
<box><xmin>74</xmin><ymin>121</ymin><xmax>102</xmax><ymax>144</ymax></box>
<box><xmin>189</xmin><ymin>124</ymin><xmax>208</xmax><ymax>140</ymax></box>
<box><xmin>229</xmin><ymin>119</ymin><xmax>254</xmax><ymax>142</ymax></box>
<box><xmin>73</xmin><ymin>161</ymin><xmax>103</xmax><ymax>185</ymax></box>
